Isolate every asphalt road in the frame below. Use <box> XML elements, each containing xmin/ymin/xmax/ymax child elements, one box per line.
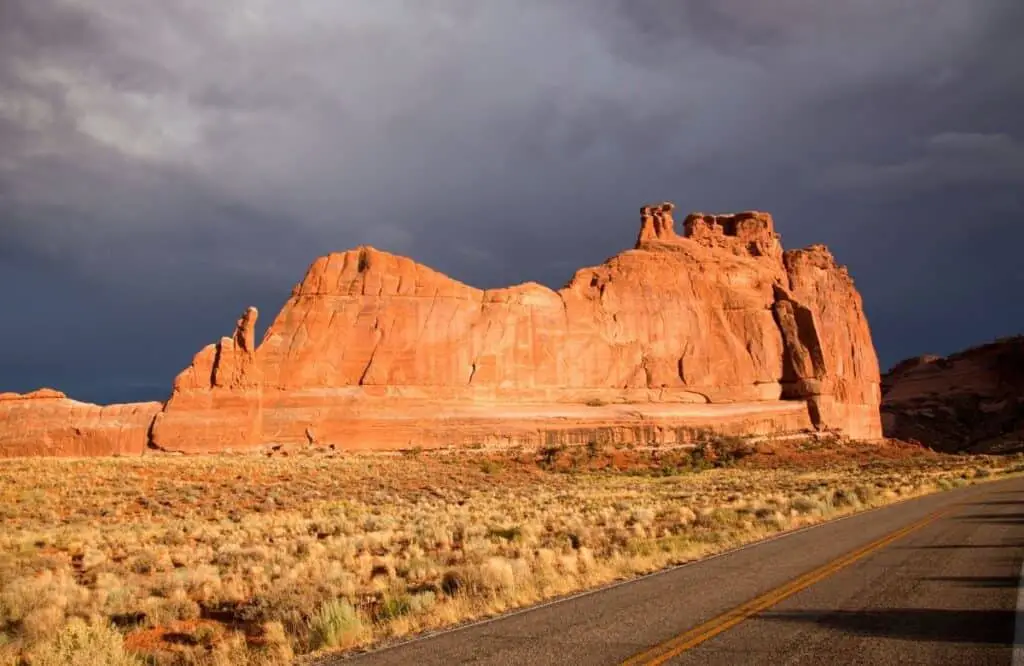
<box><xmin>323</xmin><ymin>476</ymin><xmax>1024</xmax><ymax>666</ymax></box>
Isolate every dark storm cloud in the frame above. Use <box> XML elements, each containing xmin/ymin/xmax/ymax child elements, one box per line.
<box><xmin>817</xmin><ymin>133</ymin><xmax>1024</xmax><ymax>194</ymax></box>
<box><xmin>1</xmin><ymin>0</ymin><xmax>1023</xmax><ymax>402</ymax></box>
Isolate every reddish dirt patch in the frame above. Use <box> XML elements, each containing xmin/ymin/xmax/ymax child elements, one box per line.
<box><xmin>124</xmin><ymin>620</ymin><xmax>223</xmax><ymax>655</ymax></box>
<box><xmin>739</xmin><ymin>438</ymin><xmax>937</xmax><ymax>470</ymax></box>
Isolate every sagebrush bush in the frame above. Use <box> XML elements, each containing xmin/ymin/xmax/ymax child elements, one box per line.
<box><xmin>789</xmin><ymin>496</ymin><xmax>822</xmax><ymax>515</ymax></box>
<box><xmin>28</xmin><ymin>618</ymin><xmax>140</xmax><ymax>666</ymax></box>
<box><xmin>831</xmin><ymin>488</ymin><xmax>860</xmax><ymax>508</ymax></box>
<box><xmin>308</xmin><ymin>598</ymin><xmax>364</xmax><ymax>651</ymax></box>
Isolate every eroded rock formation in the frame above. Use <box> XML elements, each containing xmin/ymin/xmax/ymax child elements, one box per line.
<box><xmin>0</xmin><ymin>390</ymin><xmax>161</xmax><ymax>457</ymax></box>
<box><xmin>776</xmin><ymin>245</ymin><xmax>882</xmax><ymax>445</ymax></box>
<box><xmin>1</xmin><ymin>204</ymin><xmax>883</xmax><ymax>456</ymax></box>
<box><xmin>882</xmin><ymin>336</ymin><xmax>1024</xmax><ymax>453</ymax></box>
<box><xmin>153</xmin><ymin>306</ymin><xmax>264</xmax><ymax>452</ymax></box>
<box><xmin>150</xmin><ymin>205</ymin><xmax>881</xmax><ymax>453</ymax></box>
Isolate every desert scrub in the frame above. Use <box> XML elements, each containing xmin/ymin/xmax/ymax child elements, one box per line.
<box><xmin>0</xmin><ymin>443</ymin><xmax>1016</xmax><ymax>662</ymax></box>
<box><xmin>308</xmin><ymin>598</ymin><xmax>366</xmax><ymax>650</ymax></box>
<box><xmin>27</xmin><ymin>618</ymin><xmax>141</xmax><ymax>666</ymax></box>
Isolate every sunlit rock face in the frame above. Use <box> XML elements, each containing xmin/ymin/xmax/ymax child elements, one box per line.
<box><xmin>149</xmin><ymin>204</ymin><xmax>882</xmax><ymax>453</ymax></box>
<box><xmin>0</xmin><ymin>390</ymin><xmax>161</xmax><ymax>457</ymax></box>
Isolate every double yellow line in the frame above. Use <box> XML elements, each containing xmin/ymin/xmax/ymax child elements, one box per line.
<box><xmin>621</xmin><ymin>507</ymin><xmax>951</xmax><ymax>665</ymax></box>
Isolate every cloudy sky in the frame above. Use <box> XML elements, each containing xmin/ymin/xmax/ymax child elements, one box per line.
<box><xmin>2</xmin><ymin>0</ymin><xmax>1022</xmax><ymax>403</ymax></box>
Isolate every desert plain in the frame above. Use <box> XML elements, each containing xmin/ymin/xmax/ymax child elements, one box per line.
<box><xmin>1</xmin><ymin>435</ymin><xmax>1020</xmax><ymax>665</ymax></box>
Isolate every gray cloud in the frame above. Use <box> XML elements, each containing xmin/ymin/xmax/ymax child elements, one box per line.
<box><xmin>1</xmin><ymin>0</ymin><xmax>1023</xmax><ymax>401</ymax></box>
<box><xmin>818</xmin><ymin>133</ymin><xmax>1024</xmax><ymax>194</ymax></box>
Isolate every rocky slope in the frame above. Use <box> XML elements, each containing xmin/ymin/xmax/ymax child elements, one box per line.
<box><xmin>1</xmin><ymin>203</ymin><xmax>883</xmax><ymax>456</ymax></box>
<box><xmin>882</xmin><ymin>336</ymin><xmax>1024</xmax><ymax>453</ymax></box>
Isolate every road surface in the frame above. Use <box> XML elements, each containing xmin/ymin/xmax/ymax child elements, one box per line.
<box><xmin>321</xmin><ymin>475</ymin><xmax>1024</xmax><ymax>665</ymax></box>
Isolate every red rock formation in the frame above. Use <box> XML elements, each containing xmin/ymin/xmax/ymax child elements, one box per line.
<box><xmin>636</xmin><ymin>202</ymin><xmax>677</xmax><ymax>243</ymax></box>
<box><xmin>152</xmin><ymin>307</ymin><xmax>264</xmax><ymax>452</ymax></box>
<box><xmin>150</xmin><ymin>205</ymin><xmax>882</xmax><ymax>453</ymax></box>
<box><xmin>0</xmin><ymin>389</ymin><xmax>161</xmax><ymax>457</ymax></box>
<box><xmin>775</xmin><ymin>245</ymin><xmax>882</xmax><ymax>440</ymax></box>
<box><xmin>0</xmin><ymin>204</ymin><xmax>882</xmax><ymax>456</ymax></box>
<box><xmin>882</xmin><ymin>336</ymin><xmax>1024</xmax><ymax>453</ymax></box>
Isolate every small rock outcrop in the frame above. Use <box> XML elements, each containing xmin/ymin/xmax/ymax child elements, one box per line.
<box><xmin>636</xmin><ymin>202</ymin><xmax>677</xmax><ymax>244</ymax></box>
<box><xmin>0</xmin><ymin>390</ymin><xmax>161</xmax><ymax>457</ymax></box>
<box><xmin>882</xmin><ymin>336</ymin><xmax>1024</xmax><ymax>453</ymax></box>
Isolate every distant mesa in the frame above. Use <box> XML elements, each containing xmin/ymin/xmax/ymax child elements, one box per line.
<box><xmin>882</xmin><ymin>336</ymin><xmax>1024</xmax><ymax>454</ymax></box>
<box><xmin>1</xmin><ymin>202</ymin><xmax>883</xmax><ymax>457</ymax></box>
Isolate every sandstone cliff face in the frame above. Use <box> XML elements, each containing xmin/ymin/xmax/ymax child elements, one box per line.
<box><xmin>152</xmin><ymin>307</ymin><xmax>264</xmax><ymax>452</ymax></box>
<box><xmin>882</xmin><ymin>336</ymin><xmax>1024</xmax><ymax>453</ymax></box>
<box><xmin>0</xmin><ymin>204</ymin><xmax>881</xmax><ymax>456</ymax></box>
<box><xmin>775</xmin><ymin>245</ymin><xmax>882</xmax><ymax>441</ymax></box>
<box><xmin>0</xmin><ymin>390</ymin><xmax>161</xmax><ymax>457</ymax></box>
<box><xmin>151</xmin><ymin>206</ymin><xmax>882</xmax><ymax>453</ymax></box>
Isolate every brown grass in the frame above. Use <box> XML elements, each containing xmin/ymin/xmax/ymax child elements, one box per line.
<box><xmin>0</xmin><ymin>435</ymin><xmax>1019</xmax><ymax>664</ymax></box>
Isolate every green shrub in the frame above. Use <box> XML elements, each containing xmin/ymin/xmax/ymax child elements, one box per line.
<box><xmin>408</xmin><ymin>591</ymin><xmax>437</xmax><ymax>614</ymax></box>
<box><xmin>440</xmin><ymin>571</ymin><xmax>464</xmax><ymax>597</ymax></box>
<box><xmin>790</xmin><ymin>496</ymin><xmax>822</xmax><ymax>515</ymax></box>
<box><xmin>376</xmin><ymin>594</ymin><xmax>412</xmax><ymax>621</ymax></box>
<box><xmin>853</xmin><ymin>484</ymin><xmax>877</xmax><ymax>504</ymax></box>
<box><xmin>192</xmin><ymin>624</ymin><xmax>217</xmax><ymax>647</ymax></box>
<box><xmin>538</xmin><ymin>446</ymin><xmax>564</xmax><ymax>469</ymax></box>
<box><xmin>30</xmin><ymin>618</ymin><xmax>141</xmax><ymax>666</ymax></box>
<box><xmin>487</xmin><ymin>526</ymin><xmax>522</xmax><ymax>542</ymax></box>
<box><xmin>694</xmin><ymin>508</ymin><xmax>740</xmax><ymax>529</ymax></box>
<box><xmin>308</xmin><ymin>598</ymin><xmax>364</xmax><ymax>651</ymax></box>
<box><xmin>831</xmin><ymin>488</ymin><xmax>860</xmax><ymax>508</ymax></box>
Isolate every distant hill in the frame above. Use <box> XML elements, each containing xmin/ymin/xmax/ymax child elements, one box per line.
<box><xmin>881</xmin><ymin>336</ymin><xmax>1024</xmax><ymax>453</ymax></box>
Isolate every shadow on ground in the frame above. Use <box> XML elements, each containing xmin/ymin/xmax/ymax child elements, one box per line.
<box><xmin>759</xmin><ymin>609</ymin><xmax>1014</xmax><ymax>645</ymax></box>
<box><xmin>898</xmin><ymin>543</ymin><xmax>1024</xmax><ymax>550</ymax></box>
<box><xmin>965</xmin><ymin>500</ymin><xmax>1024</xmax><ymax>506</ymax></box>
<box><xmin>955</xmin><ymin>512</ymin><xmax>1024</xmax><ymax>526</ymax></box>
<box><xmin>918</xmin><ymin>576</ymin><xmax>1021</xmax><ymax>588</ymax></box>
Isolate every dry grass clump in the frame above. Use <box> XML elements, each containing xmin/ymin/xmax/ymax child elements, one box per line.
<box><xmin>308</xmin><ymin>598</ymin><xmax>367</xmax><ymax>651</ymax></box>
<box><xmin>0</xmin><ymin>438</ymin><xmax>1018</xmax><ymax>663</ymax></box>
<box><xmin>25</xmin><ymin>618</ymin><xmax>140</xmax><ymax>666</ymax></box>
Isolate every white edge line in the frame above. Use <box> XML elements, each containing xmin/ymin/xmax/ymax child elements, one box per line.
<box><xmin>1014</xmin><ymin>557</ymin><xmax>1024</xmax><ymax>665</ymax></box>
<box><xmin>320</xmin><ymin>474</ymin><xmax>1013</xmax><ymax>664</ymax></box>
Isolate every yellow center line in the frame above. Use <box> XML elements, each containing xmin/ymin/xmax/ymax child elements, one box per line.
<box><xmin>620</xmin><ymin>507</ymin><xmax>953</xmax><ymax>666</ymax></box>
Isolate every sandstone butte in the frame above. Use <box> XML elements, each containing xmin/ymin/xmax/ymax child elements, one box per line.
<box><xmin>0</xmin><ymin>204</ymin><xmax>882</xmax><ymax>457</ymax></box>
